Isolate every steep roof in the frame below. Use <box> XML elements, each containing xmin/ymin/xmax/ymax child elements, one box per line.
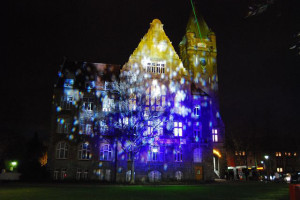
<box><xmin>130</xmin><ymin>19</ymin><xmax>180</xmax><ymax>61</ymax></box>
<box><xmin>186</xmin><ymin>11</ymin><xmax>212</xmax><ymax>39</ymax></box>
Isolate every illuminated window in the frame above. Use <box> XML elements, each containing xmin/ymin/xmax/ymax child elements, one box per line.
<box><xmin>147</xmin><ymin>121</ymin><xmax>153</xmax><ymax>135</ymax></box>
<box><xmin>148</xmin><ymin>170</ymin><xmax>161</xmax><ymax>182</ymax></box>
<box><xmin>102</xmin><ymin>96</ymin><xmax>114</xmax><ymax>112</ymax></box>
<box><xmin>85</xmin><ymin>124</ymin><xmax>93</xmax><ymax>135</ymax></box>
<box><xmin>193</xmin><ymin>122</ymin><xmax>202</xmax><ymax>142</ymax></box>
<box><xmin>146</xmin><ymin>63</ymin><xmax>165</xmax><ymax>74</ymax></box>
<box><xmin>175</xmin><ymin>171</ymin><xmax>183</xmax><ymax>181</ymax></box>
<box><xmin>57</xmin><ymin>118</ymin><xmax>71</xmax><ymax>134</ymax></box>
<box><xmin>78</xmin><ymin>142</ymin><xmax>91</xmax><ymax>160</ymax></box>
<box><xmin>174</xmin><ymin>148</ymin><xmax>183</xmax><ymax>162</ymax></box>
<box><xmin>277</xmin><ymin>168</ymin><xmax>283</xmax><ymax>172</ymax></box>
<box><xmin>145</xmin><ymin>84</ymin><xmax>166</xmax><ymax>111</ymax></box>
<box><xmin>60</xmin><ymin>96</ymin><xmax>73</xmax><ymax>110</ymax></box>
<box><xmin>100</xmin><ymin>144</ymin><xmax>112</xmax><ymax>161</ymax></box>
<box><xmin>83</xmin><ymin>98</ymin><xmax>94</xmax><ymax>111</ymax></box>
<box><xmin>288</xmin><ymin>152</ymin><xmax>291</xmax><ymax>156</ymax></box>
<box><xmin>294</xmin><ymin>152</ymin><xmax>297</xmax><ymax>156</ymax></box>
<box><xmin>174</xmin><ymin>122</ymin><xmax>183</xmax><ymax>137</ymax></box>
<box><xmin>100</xmin><ymin>121</ymin><xmax>108</xmax><ymax>134</ymax></box>
<box><xmin>276</xmin><ymin>152</ymin><xmax>282</xmax><ymax>157</ymax></box>
<box><xmin>193</xmin><ymin>148</ymin><xmax>202</xmax><ymax>163</ymax></box>
<box><xmin>56</xmin><ymin>142</ymin><xmax>68</xmax><ymax>159</ymax></box>
<box><xmin>150</xmin><ymin>146</ymin><xmax>159</xmax><ymax>162</ymax></box>
<box><xmin>193</xmin><ymin>106</ymin><xmax>200</xmax><ymax>116</ymax></box>
<box><xmin>64</xmin><ymin>79</ymin><xmax>74</xmax><ymax>88</ymax></box>
<box><xmin>235</xmin><ymin>151</ymin><xmax>238</xmax><ymax>156</ymax></box>
<box><xmin>129</xmin><ymin>93</ymin><xmax>136</xmax><ymax>111</ymax></box>
<box><xmin>212</xmin><ymin>129</ymin><xmax>218</xmax><ymax>142</ymax></box>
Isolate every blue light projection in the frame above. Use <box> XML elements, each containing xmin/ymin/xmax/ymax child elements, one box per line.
<box><xmin>52</xmin><ymin>16</ymin><xmax>224</xmax><ymax>182</ymax></box>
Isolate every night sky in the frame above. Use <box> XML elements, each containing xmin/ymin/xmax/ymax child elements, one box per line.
<box><xmin>2</xmin><ymin>0</ymin><xmax>299</xmax><ymax>143</ymax></box>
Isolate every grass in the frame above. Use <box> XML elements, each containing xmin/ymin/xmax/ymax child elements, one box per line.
<box><xmin>0</xmin><ymin>182</ymin><xmax>289</xmax><ymax>200</ymax></box>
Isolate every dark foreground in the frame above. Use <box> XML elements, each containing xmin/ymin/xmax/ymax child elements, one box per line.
<box><xmin>0</xmin><ymin>182</ymin><xmax>289</xmax><ymax>200</ymax></box>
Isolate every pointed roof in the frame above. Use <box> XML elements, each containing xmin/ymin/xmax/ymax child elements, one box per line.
<box><xmin>129</xmin><ymin>19</ymin><xmax>180</xmax><ymax>61</ymax></box>
<box><xmin>186</xmin><ymin>11</ymin><xmax>211</xmax><ymax>39</ymax></box>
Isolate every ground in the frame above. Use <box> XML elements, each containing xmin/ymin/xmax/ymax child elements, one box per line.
<box><xmin>0</xmin><ymin>182</ymin><xmax>289</xmax><ymax>200</ymax></box>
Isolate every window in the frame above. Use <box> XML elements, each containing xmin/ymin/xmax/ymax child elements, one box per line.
<box><xmin>148</xmin><ymin>171</ymin><xmax>161</xmax><ymax>182</ymax></box>
<box><xmin>147</xmin><ymin>121</ymin><xmax>153</xmax><ymax>135</ymax></box>
<box><xmin>85</xmin><ymin>124</ymin><xmax>93</xmax><ymax>135</ymax></box>
<box><xmin>146</xmin><ymin>62</ymin><xmax>165</xmax><ymax>74</ymax></box>
<box><xmin>64</xmin><ymin>79</ymin><xmax>74</xmax><ymax>88</ymax></box>
<box><xmin>149</xmin><ymin>146</ymin><xmax>159</xmax><ymax>162</ymax></box>
<box><xmin>174</xmin><ymin>122</ymin><xmax>183</xmax><ymax>137</ymax></box>
<box><xmin>174</xmin><ymin>148</ymin><xmax>183</xmax><ymax>162</ymax></box>
<box><xmin>194</xmin><ymin>106</ymin><xmax>200</xmax><ymax>116</ymax></box>
<box><xmin>83</xmin><ymin>169</ymin><xmax>89</xmax><ymax>180</ymax></box>
<box><xmin>85</xmin><ymin>81</ymin><xmax>95</xmax><ymax>90</ymax></box>
<box><xmin>76</xmin><ymin>169</ymin><xmax>82</xmax><ymax>180</ymax></box>
<box><xmin>100</xmin><ymin>121</ymin><xmax>108</xmax><ymax>134</ymax></box>
<box><xmin>126</xmin><ymin>170</ymin><xmax>135</xmax><ymax>182</ymax></box>
<box><xmin>193</xmin><ymin>122</ymin><xmax>202</xmax><ymax>142</ymax></box>
<box><xmin>212</xmin><ymin>129</ymin><xmax>218</xmax><ymax>142</ymax></box>
<box><xmin>60</xmin><ymin>168</ymin><xmax>67</xmax><ymax>180</ymax></box>
<box><xmin>83</xmin><ymin>98</ymin><xmax>94</xmax><ymax>111</ymax></box>
<box><xmin>146</xmin><ymin>120</ymin><xmax>163</xmax><ymax>136</ymax></box>
<box><xmin>56</xmin><ymin>142</ymin><xmax>68</xmax><ymax>159</ymax></box>
<box><xmin>294</xmin><ymin>152</ymin><xmax>297</xmax><ymax>156</ymax></box>
<box><xmin>102</xmin><ymin>96</ymin><xmax>114</xmax><ymax>112</ymax></box>
<box><xmin>276</xmin><ymin>152</ymin><xmax>282</xmax><ymax>157</ymax></box>
<box><xmin>100</xmin><ymin>144</ymin><xmax>112</xmax><ymax>161</ymax></box>
<box><xmin>60</xmin><ymin>96</ymin><xmax>73</xmax><ymax>110</ymax></box>
<box><xmin>78</xmin><ymin>142</ymin><xmax>92</xmax><ymax>160</ymax></box>
<box><xmin>277</xmin><ymin>168</ymin><xmax>283</xmax><ymax>172</ymax></box>
<box><xmin>54</xmin><ymin>170</ymin><xmax>59</xmax><ymax>180</ymax></box>
<box><xmin>57</xmin><ymin>118</ymin><xmax>71</xmax><ymax>134</ymax></box>
<box><xmin>193</xmin><ymin>148</ymin><xmax>202</xmax><ymax>163</ymax></box>
<box><xmin>145</xmin><ymin>83</ymin><xmax>166</xmax><ymax>112</ymax></box>
<box><xmin>129</xmin><ymin>92</ymin><xmax>136</xmax><ymax>111</ymax></box>
<box><xmin>175</xmin><ymin>171</ymin><xmax>183</xmax><ymax>181</ymax></box>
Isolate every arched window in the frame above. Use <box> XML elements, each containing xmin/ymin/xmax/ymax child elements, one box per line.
<box><xmin>100</xmin><ymin>144</ymin><xmax>112</xmax><ymax>161</ymax></box>
<box><xmin>56</xmin><ymin>142</ymin><xmax>68</xmax><ymax>159</ymax></box>
<box><xmin>78</xmin><ymin>142</ymin><xmax>92</xmax><ymax>160</ymax></box>
<box><xmin>193</xmin><ymin>148</ymin><xmax>202</xmax><ymax>163</ymax></box>
<box><xmin>175</xmin><ymin>171</ymin><xmax>183</xmax><ymax>181</ymax></box>
<box><xmin>148</xmin><ymin>170</ymin><xmax>161</xmax><ymax>182</ymax></box>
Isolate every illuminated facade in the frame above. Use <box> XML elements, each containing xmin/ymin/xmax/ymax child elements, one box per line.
<box><xmin>49</xmin><ymin>14</ymin><xmax>225</xmax><ymax>182</ymax></box>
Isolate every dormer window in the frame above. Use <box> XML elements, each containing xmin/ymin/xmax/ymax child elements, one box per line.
<box><xmin>146</xmin><ymin>62</ymin><xmax>165</xmax><ymax>74</ymax></box>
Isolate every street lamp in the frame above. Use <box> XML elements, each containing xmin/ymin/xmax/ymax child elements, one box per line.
<box><xmin>264</xmin><ymin>155</ymin><xmax>269</xmax><ymax>160</ymax></box>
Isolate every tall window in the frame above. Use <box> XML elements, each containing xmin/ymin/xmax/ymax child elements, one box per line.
<box><xmin>174</xmin><ymin>122</ymin><xmax>183</xmax><ymax>137</ymax></box>
<box><xmin>129</xmin><ymin>93</ymin><xmax>136</xmax><ymax>111</ymax></box>
<box><xmin>174</xmin><ymin>148</ymin><xmax>183</xmax><ymax>162</ymax></box>
<box><xmin>78</xmin><ymin>142</ymin><xmax>92</xmax><ymax>160</ymax></box>
<box><xmin>102</xmin><ymin>96</ymin><xmax>114</xmax><ymax>112</ymax></box>
<box><xmin>57</xmin><ymin>118</ymin><xmax>71</xmax><ymax>134</ymax></box>
<box><xmin>100</xmin><ymin>121</ymin><xmax>108</xmax><ymax>134</ymax></box>
<box><xmin>150</xmin><ymin>146</ymin><xmax>159</xmax><ymax>162</ymax></box>
<box><xmin>147</xmin><ymin>121</ymin><xmax>153</xmax><ymax>135</ymax></box>
<box><xmin>275</xmin><ymin>152</ymin><xmax>282</xmax><ymax>157</ymax></box>
<box><xmin>146</xmin><ymin>120</ymin><xmax>163</xmax><ymax>136</ymax></box>
<box><xmin>212</xmin><ymin>129</ymin><xmax>218</xmax><ymax>142</ymax></box>
<box><xmin>56</xmin><ymin>142</ymin><xmax>68</xmax><ymax>159</ymax></box>
<box><xmin>145</xmin><ymin>84</ymin><xmax>166</xmax><ymax>112</ymax></box>
<box><xmin>194</xmin><ymin>106</ymin><xmax>200</xmax><ymax>116</ymax></box>
<box><xmin>193</xmin><ymin>148</ymin><xmax>202</xmax><ymax>163</ymax></box>
<box><xmin>193</xmin><ymin>122</ymin><xmax>202</xmax><ymax>142</ymax></box>
<box><xmin>100</xmin><ymin>144</ymin><xmax>112</xmax><ymax>161</ymax></box>
<box><xmin>60</xmin><ymin>96</ymin><xmax>73</xmax><ymax>110</ymax></box>
<box><xmin>83</xmin><ymin>97</ymin><xmax>94</xmax><ymax>111</ymax></box>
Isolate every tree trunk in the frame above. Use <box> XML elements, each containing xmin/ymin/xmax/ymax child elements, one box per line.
<box><xmin>130</xmin><ymin>152</ymin><xmax>135</xmax><ymax>184</ymax></box>
<box><xmin>114</xmin><ymin>140</ymin><xmax>118</xmax><ymax>183</ymax></box>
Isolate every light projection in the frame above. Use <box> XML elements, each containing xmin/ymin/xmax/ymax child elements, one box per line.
<box><xmin>51</xmin><ymin>14</ymin><xmax>224</xmax><ymax>182</ymax></box>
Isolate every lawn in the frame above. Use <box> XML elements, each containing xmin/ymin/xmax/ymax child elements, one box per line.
<box><xmin>0</xmin><ymin>182</ymin><xmax>289</xmax><ymax>200</ymax></box>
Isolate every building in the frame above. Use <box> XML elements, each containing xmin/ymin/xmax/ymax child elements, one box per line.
<box><xmin>48</xmin><ymin>12</ymin><xmax>225</xmax><ymax>182</ymax></box>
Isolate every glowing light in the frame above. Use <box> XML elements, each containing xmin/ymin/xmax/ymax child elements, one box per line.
<box><xmin>213</xmin><ymin>149</ymin><xmax>221</xmax><ymax>158</ymax></box>
<box><xmin>257</xmin><ymin>167</ymin><xmax>264</xmax><ymax>170</ymax></box>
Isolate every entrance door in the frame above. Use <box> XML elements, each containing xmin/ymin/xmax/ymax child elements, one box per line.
<box><xmin>195</xmin><ymin>166</ymin><xmax>203</xmax><ymax>180</ymax></box>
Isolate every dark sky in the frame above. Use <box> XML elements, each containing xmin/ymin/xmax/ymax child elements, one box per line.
<box><xmin>2</xmin><ymin>0</ymin><xmax>299</xmax><ymax>141</ymax></box>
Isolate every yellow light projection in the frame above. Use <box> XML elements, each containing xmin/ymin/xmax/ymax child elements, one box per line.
<box><xmin>122</xmin><ymin>19</ymin><xmax>188</xmax><ymax>82</ymax></box>
<box><xmin>213</xmin><ymin>149</ymin><xmax>222</xmax><ymax>158</ymax></box>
